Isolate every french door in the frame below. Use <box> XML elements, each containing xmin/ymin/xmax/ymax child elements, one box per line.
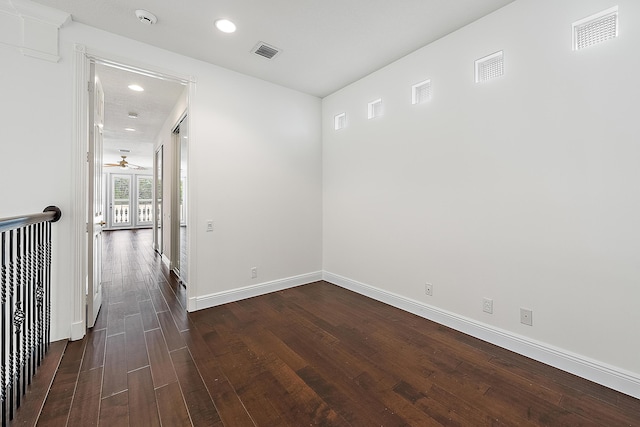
<box><xmin>108</xmin><ymin>174</ymin><xmax>153</xmax><ymax>228</ymax></box>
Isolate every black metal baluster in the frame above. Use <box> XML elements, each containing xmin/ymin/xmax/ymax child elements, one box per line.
<box><xmin>27</xmin><ymin>225</ymin><xmax>33</xmax><ymax>386</ymax></box>
<box><xmin>0</xmin><ymin>207</ymin><xmax>60</xmax><ymax>425</ymax></box>
<box><xmin>29</xmin><ymin>224</ymin><xmax>40</xmax><ymax>372</ymax></box>
<box><xmin>1</xmin><ymin>231</ymin><xmax>7</xmax><ymax>427</ymax></box>
<box><xmin>36</xmin><ymin>222</ymin><xmax>43</xmax><ymax>369</ymax></box>
<box><xmin>29</xmin><ymin>224</ymin><xmax>40</xmax><ymax>374</ymax></box>
<box><xmin>19</xmin><ymin>226</ymin><xmax>27</xmax><ymax>397</ymax></box>
<box><xmin>15</xmin><ymin>227</ymin><xmax>25</xmax><ymax>399</ymax></box>
<box><xmin>27</xmin><ymin>225</ymin><xmax>34</xmax><ymax>382</ymax></box>
<box><xmin>21</xmin><ymin>226</ymin><xmax>28</xmax><ymax>395</ymax></box>
<box><xmin>25</xmin><ymin>225</ymin><xmax>32</xmax><ymax>389</ymax></box>
<box><xmin>15</xmin><ymin>227</ymin><xmax>24</xmax><ymax>411</ymax></box>
<box><xmin>36</xmin><ymin>223</ymin><xmax>41</xmax><ymax>366</ymax></box>
<box><xmin>7</xmin><ymin>230</ymin><xmax>15</xmax><ymax>421</ymax></box>
<box><xmin>45</xmin><ymin>222</ymin><xmax>51</xmax><ymax>351</ymax></box>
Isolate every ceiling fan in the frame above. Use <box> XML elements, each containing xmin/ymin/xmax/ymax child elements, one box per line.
<box><xmin>104</xmin><ymin>155</ymin><xmax>146</xmax><ymax>170</ymax></box>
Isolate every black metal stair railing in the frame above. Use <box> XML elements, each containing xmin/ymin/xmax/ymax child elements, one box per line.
<box><xmin>0</xmin><ymin>206</ymin><xmax>61</xmax><ymax>427</ymax></box>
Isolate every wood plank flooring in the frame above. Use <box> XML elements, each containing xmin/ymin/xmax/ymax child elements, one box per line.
<box><xmin>30</xmin><ymin>229</ymin><xmax>640</xmax><ymax>426</ymax></box>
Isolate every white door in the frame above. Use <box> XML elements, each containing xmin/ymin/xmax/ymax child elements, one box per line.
<box><xmin>110</xmin><ymin>174</ymin><xmax>132</xmax><ymax>228</ymax></box>
<box><xmin>108</xmin><ymin>174</ymin><xmax>153</xmax><ymax>229</ymax></box>
<box><xmin>137</xmin><ymin>175</ymin><xmax>154</xmax><ymax>226</ymax></box>
<box><xmin>87</xmin><ymin>63</ymin><xmax>104</xmax><ymax>328</ymax></box>
<box><xmin>154</xmin><ymin>147</ymin><xmax>163</xmax><ymax>254</ymax></box>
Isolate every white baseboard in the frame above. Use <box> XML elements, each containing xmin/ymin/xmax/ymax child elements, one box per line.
<box><xmin>187</xmin><ymin>295</ymin><xmax>197</xmax><ymax>312</ymax></box>
<box><xmin>323</xmin><ymin>271</ymin><xmax>640</xmax><ymax>399</ymax></box>
<box><xmin>194</xmin><ymin>271</ymin><xmax>323</xmax><ymax>311</ymax></box>
<box><xmin>70</xmin><ymin>320</ymin><xmax>85</xmax><ymax>341</ymax></box>
<box><xmin>161</xmin><ymin>254</ymin><xmax>171</xmax><ymax>268</ymax></box>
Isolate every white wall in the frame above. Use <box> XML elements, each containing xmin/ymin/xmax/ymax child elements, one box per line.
<box><xmin>66</xmin><ymin>23</ymin><xmax>324</xmax><ymax>309</ymax></box>
<box><xmin>0</xmin><ymin>16</ymin><xmax>322</xmax><ymax>340</ymax></box>
<box><xmin>154</xmin><ymin>86</ymin><xmax>188</xmax><ymax>260</ymax></box>
<box><xmin>323</xmin><ymin>0</ymin><xmax>640</xmax><ymax>388</ymax></box>
<box><xmin>0</xmin><ymin>42</ymin><xmax>74</xmax><ymax>341</ymax></box>
<box><xmin>191</xmin><ymin>64</ymin><xmax>324</xmax><ymax>299</ymax></box>
<box><xmin>5</xmin><ymin>0</ymin><xmax>637</xmax><ymax>397</ymax></box>
<box><xmin>67</xmin><ymin>22</ymin><xmax>323</xmax><ymax>308</ymax></box>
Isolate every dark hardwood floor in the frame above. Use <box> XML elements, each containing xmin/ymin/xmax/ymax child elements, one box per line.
<box><xmin>25</xmin><ymin>229</ymin><xmax>640</xmax><ymax>426</ymax></box>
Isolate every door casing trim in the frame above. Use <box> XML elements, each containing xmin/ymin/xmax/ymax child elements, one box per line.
<box><xmin>71</xmin><ymin>44</ymin><xmax>196</xmax><ymax>340</ymax></box>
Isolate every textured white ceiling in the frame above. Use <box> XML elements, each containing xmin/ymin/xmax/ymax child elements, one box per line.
<box><xmin>32</xmin><ymin>0</ymin><xmax>515</xmax><ymax>98</ymax></box>
<box><xmin>97</xmin><ymin>63</ymin><xmax>185</xmax><ymax>169</ymax></box>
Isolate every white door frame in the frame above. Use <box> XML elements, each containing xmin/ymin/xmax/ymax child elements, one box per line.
<box><xmin>87</xmin><ymin>61</ymin><xmax>105</xmax><ymax>328</ymax></box>
<box><xmin>171</xmin><ymin>113</ymin><xmax>188</xmax><ymax>283</ymax></box>
<box><xmin>71</xmin><ymin>44</ymin><xmax>197</xmax><ymax>340</ymax></box>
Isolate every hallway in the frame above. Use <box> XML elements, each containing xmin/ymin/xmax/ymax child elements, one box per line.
<box><xmin>37</xmin><ymin>229</ymin><xmax>206</xmax><ymax>426</ymax></box>
<box><xmin>17</xmin><ymin>230</ymin><xmax>640</xmax><ymax>426</ymax></box>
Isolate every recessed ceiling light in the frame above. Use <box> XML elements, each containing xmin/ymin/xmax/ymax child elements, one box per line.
<box><xmin>128</xmin><ymin>112</ymin><xmax>138</xmax><ymax>119</ymax></box>
<box><xmin>125</xmin><ymin>128</ymin><xmax>136</xmax><ymax>132</ymax></box>
<box><xmin>215</xmin><ymin>19</ymin><xmax>236</xmax><ymax>33</ymax></box>
<box><xmin>128</xmin><ymin>84</ymin><xmax>144</xmax><ymax>92</ymax></box>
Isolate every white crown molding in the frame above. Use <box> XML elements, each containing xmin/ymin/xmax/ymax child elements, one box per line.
<box><xmin>20</xmin><ymin>45</ymin><xmax>58</xmax><ymax>61</ymax></box>
<box><xmin>194</xmin><ymin>271</ymin><xmax>323</xmax><ymax>311</ymax></box>
<box><xmin>0</xmin><ymin>0</ymin><xmax>71</xmax><ymax>62</ymax></box>
<box><xmin>9</xmin><ymin>0</ymin><xmax>70</xmax><ymax>27</ymax></box>
<box><xmin>322</xmin><ymin>271</ymin><xmax>640</xmax><ymax>399</ymax></box>
<box><xmin>0</xmin><ymin>0</ymin><xmax>17</xmax><ymax>14</ymax></box>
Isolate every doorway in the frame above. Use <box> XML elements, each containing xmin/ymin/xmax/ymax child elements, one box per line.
<box><xmin>106</xmin><ymin>173</ymin><xmax>154</xmax><ymax>229</ymax></box>
<box><xmin>76</xmin><ymin>50</ymin><xmax>192</xmax><ymax>337</ymax></box>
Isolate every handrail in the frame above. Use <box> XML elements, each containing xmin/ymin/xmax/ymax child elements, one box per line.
<box><xmin>0</xmin><ymin>206</ymin><xmax>62</xmax><ymax>234</ymax></box>
<box><xmin>1</xmin><ymin>205</ymin><xmax>61</xmax><ymax>427</ymax></box>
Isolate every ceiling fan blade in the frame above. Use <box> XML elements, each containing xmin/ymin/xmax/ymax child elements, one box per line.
<box><xmin>128</xmin><ymin>164</ymin><xmax>147</xmax><ymax>170</ymax></box>
<box><xmin>104</xmin><ymin>163</ymin><xmax>121</xmax><ymax>167</ymax></box>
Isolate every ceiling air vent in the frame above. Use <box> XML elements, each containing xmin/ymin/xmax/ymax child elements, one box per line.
<box><xmin>252</xmin><ymin>42</ymin><xmax>281</xmax><ymax>60</ymax></box>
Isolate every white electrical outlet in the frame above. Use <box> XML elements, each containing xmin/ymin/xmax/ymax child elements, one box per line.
<box><xmin>251</xmin><ymin>267</ymin><xmax>258</xmax><ymax>279</ymax></box>
<box><xmin>520</xmin><ymin>308</ymin><xmax>533</xmax><ymax>326</ymax></box>
<box><xmin>206</xmin><ymin>220</ymin><xmax>214</xmax><ymax>232</ymax></box>
<box><xmin>483</xmin><ymin>298</ymin><xmax>493</xmax><ymax>314</ymax></box>
<box><xmin>425</xmin><ymin>283</ymin><xmax>433</xmax><ymax>296</ymax></box>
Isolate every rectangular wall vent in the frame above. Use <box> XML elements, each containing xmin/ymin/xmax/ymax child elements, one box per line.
<box><xmin>367</xmin><ymin>98</ymin><xmax>382</xmax><ymax>119</ymax></box>
<box><xmin>334</xmin><ymin>113</ymin><xmax>346</xmax><ymax>130</ymax></box>
<box><xmin>475</xmin><ymin>51</ymin><xmax>504</xmax><ymax>83</ymax></box>
<box><xmin>573</xmin><ymin>6</ymin><xmax>618</xmax><ymax>51</ymax></box>
<box><xmin>368</xmin><ymin>99</ymin><xmax>382</xmax><ymax>119</ymax></box>
<box><xmin>252</xmin><ymin>42</ymin><xmax>281</xmax><ymax>59</ymax></box>
<box><xmin>412</xmin><ymin>80</ymin><xmax>431</xmax><ymax>104</ymax></box>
